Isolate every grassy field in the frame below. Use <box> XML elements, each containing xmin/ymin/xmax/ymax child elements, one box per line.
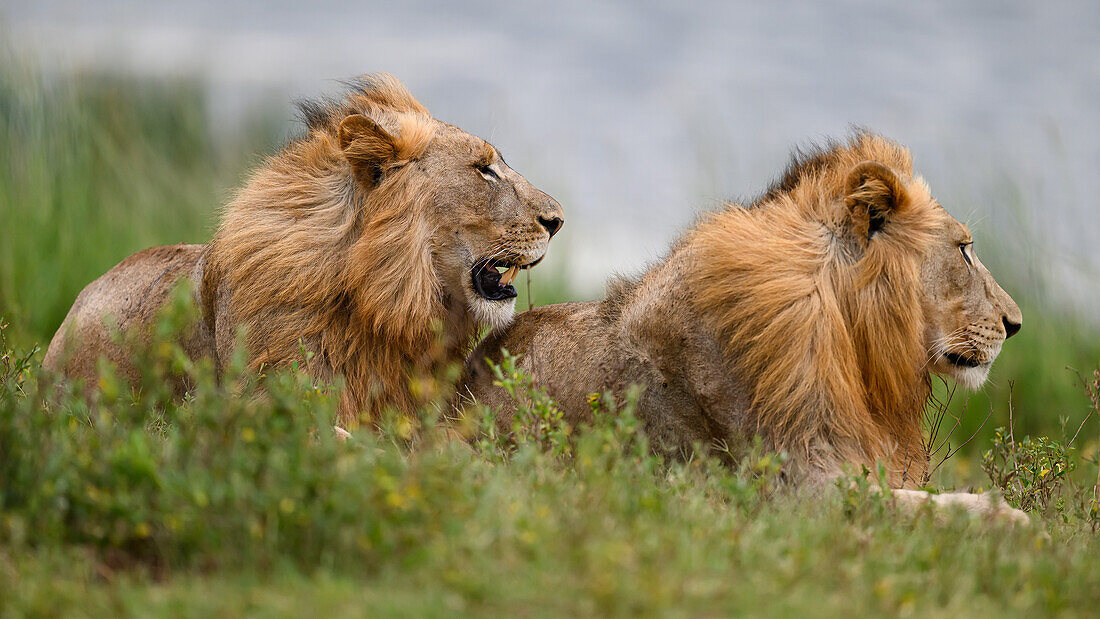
<box><xmin>3</xmin><ymin>60</ymin><xmax>1100</xmax><ymax>615</ymax></box>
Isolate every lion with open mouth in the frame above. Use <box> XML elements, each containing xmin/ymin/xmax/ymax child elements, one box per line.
<box><xmin>44</xmin><ymin>74</ymin><xmax>563</xmax><ymax>424</ymax></box>
<box><xmin>462</xmin><ymin>132</ymin><xmax>1028</xmax><ymax>523</ymax></box>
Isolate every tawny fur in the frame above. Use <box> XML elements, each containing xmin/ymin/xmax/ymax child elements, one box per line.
<box><xmin>688</xmin><ymin>138</ymin><xmax>940</xmax><ymax>482</ymax></box>
<box><xmin>202</xmin><ymin>79</ymin><xmax>444</xmax><ymax>420</ymax></box>
<box><xmin>463</xmin><ymin>133</ymin><xmax>1022</xmax><ymax>499</ymax></box>
<box><xmin>45</xmin><ymin>74</ymin><xmax>564</xmax><ymax>425</ymax></box>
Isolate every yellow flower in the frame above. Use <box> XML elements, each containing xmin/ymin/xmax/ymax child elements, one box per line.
<box><xmin>280</xmin><ymin>498</ymin><xmax>295</xmax><ymax>514</ymax></box>
<box><xmin>396</xmin><ymin>417</ymin><xmax>416</xmax><ymax>440</ymax></box>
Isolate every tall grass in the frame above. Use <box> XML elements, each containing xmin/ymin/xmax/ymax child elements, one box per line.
<box><xmin>0</xmin><ymin>59</ymin><xmax>281</xmax><ymax>349</ymax></box>
<box><xmin>2</xmin><ymin>299</ymin><xmax>1100</xmax><ymax>616</ymax></box>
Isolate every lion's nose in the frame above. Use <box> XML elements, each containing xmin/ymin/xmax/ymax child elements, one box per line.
<box><xmin>539</xmin><ymin>215</ymin><xmax>563</xmax><ymax>238</ymax></box>
<box><xmin>1002</xmin><ymin>315</ymin><xmax>1021</xmax><ymax>339</ymax></box>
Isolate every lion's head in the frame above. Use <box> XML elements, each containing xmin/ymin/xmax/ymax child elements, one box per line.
<box><xmin>322</xmin><ymin>76</ymin><xmax>563</xmax><ymax>336</ymax></box>
<box><xmin>332</xmin><ymin>97</ymin><xmax>563</xmax><ymax>333</ymax></box>
<box><xmin>919</xmin><ymin>208</ymin><xmax>1022</xmax><ymax>390</ymax></box>
<box><xmin>691</xmin><ymin>132</ymin><xmax>1021</xmax><ymax>480</ymax></box>
<box><xmin>204</xmin><ymin>74</ymin><xmax>562</xmax><ymax>420</ymax></box>
<box><xmin>826</xmin><ymin>150</ymin><xmax>1022</xmax><ymax>393</ymax></box>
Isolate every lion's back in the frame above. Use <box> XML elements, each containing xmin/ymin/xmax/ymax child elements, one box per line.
<box><xmin>462</xmin><ymin>301</ymin><xmax>616</xmax><ymax>422</ymax></box>
<box><xmin>43</xmin><ymin>243</ymin><xmax>212</xmax><ymax>387</ymax></box>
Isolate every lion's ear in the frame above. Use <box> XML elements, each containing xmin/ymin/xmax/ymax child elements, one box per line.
<box><xmin>339</xmin><ymin>114</ymin><xmax>397</xmax><ymax>190</ymax></box>
<box><xmin>844</xmin><ymin>161</ymin><xmax>906</xmax><ymax>240</ymax></box>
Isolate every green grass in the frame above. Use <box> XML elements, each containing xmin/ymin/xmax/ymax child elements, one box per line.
<box><xmin>0</xmin><ymin>57</ymin><xmax>286</xmax><ymax>350</ymax></box>
<box><xmin>3</xmin><ymin>306</ymin><xmax>1100</xmax><ymax>617</ymax></box>
<box><xmin>2</xmin><ymin>57</ymin><xmax>1100</xmax><ymax>616</ymax></box>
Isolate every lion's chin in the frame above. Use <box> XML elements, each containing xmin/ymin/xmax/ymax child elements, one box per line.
<box><xmin>947</xmin><ymin>364</ymin><xmax>992</xmax><ymax>391</ymax></box>
<box><xmin>935</xmin><ymin>341</ymin><xmax>1001</xmax><ymax>391</ymax></box>
<box><xmin>469</xmin><ymin>296</ymin><xmax>517</xmax><ymax>332</ymax></box>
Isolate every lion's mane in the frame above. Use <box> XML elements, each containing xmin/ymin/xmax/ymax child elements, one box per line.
<box><xmin>202</xmin><ymin>75</ymin><xmax>451</xmax><ymax>423</ymax></box>
<box><xmin>688</xmin><ymin>133</ymin><xmax>945</xmax><ymax>482</ymax></box>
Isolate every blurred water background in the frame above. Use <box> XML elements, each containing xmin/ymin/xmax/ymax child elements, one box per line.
<box><xmin>6</xmin><ymin>0</ymin><xmax>1098</xmax><ymax>303</ymax></box>
<box><xmin>2</xmin><ymin>1</ymin><xmax>1099</xmax><ymax>443</ymax></box>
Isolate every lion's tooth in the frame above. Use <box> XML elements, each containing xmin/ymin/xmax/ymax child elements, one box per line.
<box><xmin>499</xmin><ymin>265</ymin><xmax>519</xmax><ymax>286</ymax></box>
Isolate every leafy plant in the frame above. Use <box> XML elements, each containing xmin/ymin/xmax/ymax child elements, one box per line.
<box><xmin>981</xmin><ymin>375</ymin><xmax>1100</xmax><ymax>519</ymax></box>
<box><xmin>981</xmin><ymin>428</ymin><xmax>1074</xmax><ymax>513</ymax></box>
<box><xmin>1076</xmin><ymin>368</ymin><xmax>1100</xmax><ymax>529</ymax></box>
<box><xmin>485</xmin><ymin>349</ymin><xmax>573</xmax><ymax>457</ymax></box>
<box><xmin>0</xmin><ymin>318</ymin><xmax>37</xmax><ymax>396</ymax></box>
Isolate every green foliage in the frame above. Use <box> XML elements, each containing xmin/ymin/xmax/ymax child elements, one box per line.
<box><xmin>0</xmin><ymin>319</ymin><xmax>37</xmax><ymax>397</ymax></box>
<box><xmin>481</xmin><ymin>349</ymin><xmax>574</xmax><ymax>457</ymax></box>
<box><xmin>982</xmin><ymin>428</ymin><xmax>1075</xmax><ymax>514</ymax></box>
<box><xmin>3</xmin><ymin>308</ymin><xmax>1100</xmax><ymax>615</ymax></box>
<box><xmin>835</xmin><ymin>463</ymin><xmax>894</xmax><ymax>522</ymax></box>
<box><xmin>0</xmin><ymin>55</ymin><xmax>279</xmax><ymax>349</ymax></box>
<box><xmin>978</xmin><ymin>370</ymin><xmax>1100</xmax><ymax>531</ymax></box>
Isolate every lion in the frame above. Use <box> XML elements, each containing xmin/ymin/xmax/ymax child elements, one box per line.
<box><xmin>462</xmin><ymin>132</ymin><xmax>1028</xmax><ymax>522</ymax></box>
<box><xmin>43</xmin><ymin>74</ymin><xmax>564</xmax><ymax>424</ymax></box>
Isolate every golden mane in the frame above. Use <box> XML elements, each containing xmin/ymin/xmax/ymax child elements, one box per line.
<box><xmin>688</xmin><ymin>133</ymin><xmax>946</xmax><ymax>482</ymax></box>
<box><xmin>202</xmin><ymin>74</ymin><xmax>448</xmax><ymax>422</ymax></box>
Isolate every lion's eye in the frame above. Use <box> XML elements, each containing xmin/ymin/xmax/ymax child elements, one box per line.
<box><xmin>476</xmin><ymin>164</ymin><xmax>499</xmax><ymax>182</ymax></box>
<box><xmin>959</xmin><ymin>242</ymin><xmax>974</xmax><ymax>266</ymax></box>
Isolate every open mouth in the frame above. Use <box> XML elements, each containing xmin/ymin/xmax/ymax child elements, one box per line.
<box><xmin>471</xmin><ymin>257</ymin><xmax>540</xmax><ymax>301</ymax></box>
<box><xmin>945</xmin><ymin>351</ymin><xmax>984</xmax><ymax>368</ymax></box>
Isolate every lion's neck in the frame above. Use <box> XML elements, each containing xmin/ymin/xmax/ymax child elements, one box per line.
<box><xmin>330</xmin><ymin>293</ymin><xmax>475</xmax><ymax>426</ymax></box>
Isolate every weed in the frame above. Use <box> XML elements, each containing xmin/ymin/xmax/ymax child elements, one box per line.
<box><xmin>485</xmin><ymin>349</ymin><xmax>573</xmax><ymax>457</ymax></box>
<box><xmin>0</xmin><ymin>319</ymin><xmax>37</xmax><ymax>396</ymax></box>
<box><xmin>982</xmin><ymin>428</ymin><xmax>1074</xmax><ymax>513</ymax></box>
<box><xmin>981</xmin><ymin>377</ymin><xmax>1100</xmax><ymax>526</ymax></box>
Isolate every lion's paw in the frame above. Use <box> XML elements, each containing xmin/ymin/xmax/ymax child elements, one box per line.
<box><xmin>333</xmin><ymin>425</ymin><xmax>352</xmax><ymax>442</ymax></box>
<box><xmin>990</xmin><ymin>501</ymin><xmax>1031</xmax><ymax>526</ymax></box>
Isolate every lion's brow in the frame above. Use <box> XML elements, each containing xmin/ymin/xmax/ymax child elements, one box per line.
<box><xmin>474</xmin><ymin>141</ymin><xmax>496</xmax><ymax>166</ymax></box>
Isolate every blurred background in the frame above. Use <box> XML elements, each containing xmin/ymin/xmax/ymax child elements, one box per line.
<box><xmin>2</xmin><ymin>1</ymin><xmax>1098</xmax><ymax>459</ymax></box>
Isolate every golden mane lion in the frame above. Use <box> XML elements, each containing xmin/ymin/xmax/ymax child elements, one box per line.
<box><xmin>463</xmin><ymin>132</ymin><xmax>1027</xmax><ymax>522</ymax></box>
<box><xmin>44</xmin><ymin>74</ymin><xmax>564</xmax><ymax>423</ymax></box>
